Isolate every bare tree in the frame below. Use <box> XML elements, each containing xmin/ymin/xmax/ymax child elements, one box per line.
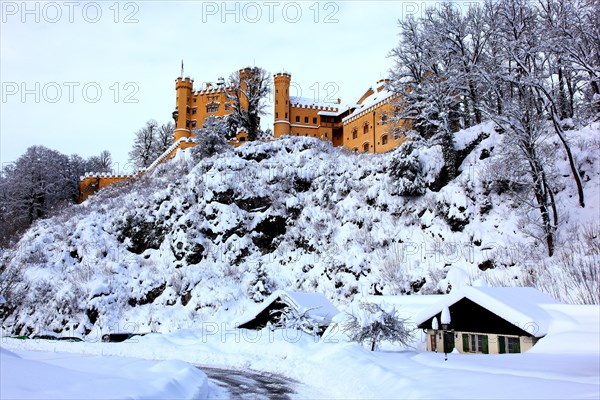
<box><xmin>226</xmin><ymin>67</ymin><xmax>271</xmax><ymax>141</ymax></box>
<box><xmin>128</xmin><ymin>120</ymin><xmax>159</xmax><ymax>169</ymax></box>
<box><xmin>155</xmin><ymin>122</ymin><xmax>174</xmax><ymax>156</ymax></box>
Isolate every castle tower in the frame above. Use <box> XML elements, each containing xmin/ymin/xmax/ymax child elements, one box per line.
<box><xmin>273</xmin><ymin>72</ymin><xmax>291</xmax><ymax>138</ymax></box>
<box><xmin>239</xmin><ymin>67</ymin><xmax>252</xmax><ymax>111</ymax></box>
<box><xmin>174</xmin><ymin>76</ymin><xmax>194</xmax><ymax>141</ymax></box>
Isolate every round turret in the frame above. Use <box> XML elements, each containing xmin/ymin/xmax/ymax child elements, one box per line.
<box><xmin>273</xmin><ymin>72</ymin><xmax>291</xmax><ymax>138</ymax></box>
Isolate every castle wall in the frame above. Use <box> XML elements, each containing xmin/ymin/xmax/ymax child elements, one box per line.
<box><xmin>342</xmin><ymin>101</ymin><xmax>407</xmax><ymax>153</ymax></box>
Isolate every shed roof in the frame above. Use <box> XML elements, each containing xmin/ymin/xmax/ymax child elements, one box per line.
<box><xmin>414</xmin><ymin>286</ymin><xmax>559</xmax><ymax>337</ymax></box>
<box><xmin>238</xmin><ymin>290</ymin><xmax>340</xmax><ymax>328</ymax></box>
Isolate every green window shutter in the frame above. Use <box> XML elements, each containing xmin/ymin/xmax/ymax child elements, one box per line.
<box><xmin>462</xmin><ymin>334</ymin><xmax>469</xmax><ymax>352</ymax></box>
<box><xmin>514</xmin><ymin>338</ymin><xmax>521</xmax><ymax>353</ymax></box>
<box><xmin>498</xmin><ymin>336</ymin><xmax>506</xmax><ymax>354</ymax></box>
<box><xmin>481</xmin><ymin>335</ymin><xmax>489</xmax><ymax>354</ymax></box>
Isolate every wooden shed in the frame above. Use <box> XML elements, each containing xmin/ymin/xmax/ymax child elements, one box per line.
<box><xmin>237</xmin><ymin>290</ymin><xmax>340</xmax><ymax>334</ymax></box>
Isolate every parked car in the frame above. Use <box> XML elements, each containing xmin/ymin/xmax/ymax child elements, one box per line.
<box><xmin>58</xmin><ymin>336</ymin><xmax>83</xmax><ymax>342</ymax></box>
<box><xmin>31</xmin><ymin>334</ymin><xmax>58</xmax><ymax>341</ymax></box>
<box><xmin>101</xmin><ymin>332</ymin><xmax>151</xmax><ymax>343</ymax></box>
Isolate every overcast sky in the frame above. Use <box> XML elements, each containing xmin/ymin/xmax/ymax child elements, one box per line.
<box><xmin>1</xmin><ymin>0</ymin><xmax>459</xmax><ymax>174</ymax></box>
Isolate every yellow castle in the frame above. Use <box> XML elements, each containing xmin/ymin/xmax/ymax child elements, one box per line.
<box><xmin>79</xmin><ymin>68</ymin><xmax>407</xmax><ymax>201</ymax></box>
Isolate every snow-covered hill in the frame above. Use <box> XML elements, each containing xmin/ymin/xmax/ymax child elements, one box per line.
<box><xmin>1</xmin><ymin>122</ymin><xmax>598</xmax><ymax>336</ymax></box>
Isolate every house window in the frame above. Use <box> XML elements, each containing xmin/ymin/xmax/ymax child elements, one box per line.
<box><xmin>462</xmin><ymin>334</ymin><xmax>489</xmax><ymax>354</ymax></box>
<box><xmin>351</xmin><ymin>147</ymin><xmax>358</xmax><ymax>153</ymax></box>
<box><xmin>296</xmin><ymin>116</ymin><xmax>300</xmax><ymax>122</ymax></box>
<box><xmin>191</xmin><ymin>120</ymin><xmax>197</xmax><ymax>128</ymax></box>
<box><xmin>352</xmin><ymin>128</ymin><xmax>358</xmax><ymax>140</ymax></box>
<box><xmin>304</xmin><ymin>116</ymin><xmax>309</xmax><ymax>124</ymax></box>
<box><xmin>192</xmin><ymin>109</ymin><xmax>197</xmax><ymax>115</ymax></box>
<box><xmin>206</xmin><ymin>103</ymin><xmax>219</xmax><ymax>113</ymax></box>
<box><xmin>363</xmin><ymin>123</ymin><xmax>369</xmax><ymax>135</ymax></box>
<box><xmin>498</xmin><ymin>336</ymin><xmax>521</xmax><ymax>353</ymax></box>
<box><xmin>363</xmin><ymin>142</ymin><xmax>370</xmax><ymax>152</ymax></box>
<box><xmin>381</xmin><ymin>135</ymin><xmax>388</xmax><ymax>145</ymax></box>
<box><xmin>313</xmin><ymin>117</ymin><xmax>317</xmax><ymax>124</ymax></box>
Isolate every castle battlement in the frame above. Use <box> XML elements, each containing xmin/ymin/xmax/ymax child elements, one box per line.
<box><xmin>80</xmin><ymin>172</ymin><xmax>135</xmax><ymax>180</ymax></box>
<box><xmin>290</xmin><ymin>103</ymin><xmax>339</xmax><ymax>112</ymax></box>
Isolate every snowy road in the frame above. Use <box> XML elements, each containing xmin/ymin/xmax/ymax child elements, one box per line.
<box><xmin>199</xmin><ymin>366</ymin><xmax>299</xmax><ymax>400</ymax></box>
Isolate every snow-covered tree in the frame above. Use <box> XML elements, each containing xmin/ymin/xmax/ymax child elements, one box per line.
<box><xmin>342</xmin><ymin>302</ymin><xmax>414</xmax><ymax>351</ymax></box>
<box><xmin>388</xmin><ymin>12</ymin><xmax>461</xmax><ymax>184</ymax></box>
<box><xmin>388</xmin><ymin>141</ymin><xmax>425</xmax><ymax>196</ymax></box>
<box><xmin>191</xmin><ymin>116</ymin><xmax>232</xmax><ymax>160</ymax></box>
<box><xmin>271</xmin><ymin>305</ymin><xmax>322</xmax><ymax>335</ymax></box>
<box><xmin>0</xmin><ymin>146</ymin><xmax>84</xmax><ymax>245</ymax></box>
<box><xmin>247</xmin><ymin>262</ymin><xmax>273</xmax><ymax>303</ymax></box>
<box><xmin>226</xmin><ymin>67</ymin><xmax>271</xmax><ymax>141</ymax></box>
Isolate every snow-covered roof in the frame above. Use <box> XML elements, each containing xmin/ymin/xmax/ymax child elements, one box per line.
<box><xmin>289</xmin><ymin>96</ymin><xmax>344</xmax><ymax>111</ymax></box>
<box><xmin>414</xmin><ymin>286</ymin><xmax>560</xmax><ymax>337</ymax></box>
<box><xmin>239</xmin><ymin>290</ymin><xmax>340</xmax><ymax>326</ymax></box>
<box><xmin>342</xmin><ymin>82</ymin><xmax>395</xmax><ymax>124</ymax></box>
<box><xmin>363</xmin><ymin>295</ymin><xmax>442</xmax><ymax>321</ymax></box>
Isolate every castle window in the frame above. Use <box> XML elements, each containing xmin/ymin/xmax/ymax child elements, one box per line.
<box><xmin>313</xmin><ymin>117</ymin><xmax>317</xmax><ymax>124</ymax></box>
<box><xmin>352</xmin><ymin>128</ymin><xmax>358</xmax><ymax>140</ymax></box>
<box><xmin>191</xmin><ymin>120</ymin><xmax>197</xmax><ymax>128</ymax></box>
<box><xmin>276</xmin><ymin>100</ymin><xmax>278</xmax><ymax>105</ymax></box>
<box><xmin>381</xmin><ymin>135</ymin><xmax>388</xmax><ymax>145</ymax></box>
<box><xmin>276</xmin><ymin>112</ymin><xmax>279</xmax><ymax>118</ymax></box>
<box><xmin>225</xmin><ymin>103</ymin><xmax>231</xmax><ymax>111</ymax></box>
<box><xmin>381</xmin><ymin>114</ymin><xmax>388</xmax><ymax>123</ymax></box>
<box><xmin>363</xmin><ymin>142</ymin><xmax>370</xmax><ymax>152</ymax></box>
<box><xmin>296</xmin><ymin>116</ymin><xmax>300</xmax><ymax>123</ymax></box>
<box><xmin>363</xmin><ymin>123</ymin><xmax>369</xmax><ymax>135</ymax></box>
<box><xmin>285</xmin><ymin>113</ymin><xmax>288</xmax><ymax>119</ymax></box>
<box><xmin>192</xmin><ymin>109</ymin><xmax>197</xmax><ymax>115</ymax></box>
<box><xmin>239</xmin><ymin>137</ymin><xmax>246</xmax><ymax>142</ymax></box>
<box><xmin>193</xmin><ymin>98</ymin><xmax>197</xmax><ymax>103</ymax></box>
<box><xmin>207</xmin><ymin>103</ymin><xmax>219</xmax><ymax>113</ymax></box>
<box><xmin>304</xmin><ymin>116</ymin><xmax>308</xmax><ymax>124</ymax></box>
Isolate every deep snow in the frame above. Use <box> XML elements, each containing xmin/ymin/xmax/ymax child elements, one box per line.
<box><xmin>2</xmin><ymin>303</ymin><xmax>598</xmax><ymax>400</ymax></box>
<box><xmin>2</xmin><ymin>122</ymin><xmax>597</xmax><ymax>337</ymax></box>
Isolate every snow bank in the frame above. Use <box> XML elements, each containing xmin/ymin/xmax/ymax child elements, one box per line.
<box><xmin>0</xmin><ymin>347</ymin><xmax>208</xmax><ymax>400</ymax></box>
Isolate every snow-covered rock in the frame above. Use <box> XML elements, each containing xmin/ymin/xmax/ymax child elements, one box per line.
<box><xmin>1</xmin><ymin>122</ymin><xmax>598</xmax><ymax>336</ymax></box>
